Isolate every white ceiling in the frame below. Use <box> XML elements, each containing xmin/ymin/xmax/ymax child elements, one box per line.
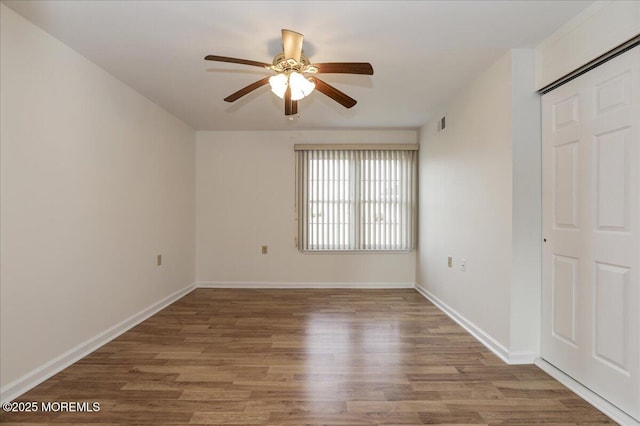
<box><xmin>4</xmin><ymin>0</ymin><xmax>593</xmax><ymax>131</ymax></box>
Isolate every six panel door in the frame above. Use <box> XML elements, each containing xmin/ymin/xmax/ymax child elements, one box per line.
<box><xmin>542</xmin><ymin>46</ymin><xmax>640</xmax><ymax>421</ymax></box>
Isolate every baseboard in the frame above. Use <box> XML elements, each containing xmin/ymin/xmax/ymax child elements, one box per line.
<box><xmin>507</xmin><ymin>350</ymin><xmax>538</xmax><ymax>365</ymax></box>
<box><xmin>535</xmin><ymin>358</ymin><xmax>639</xmax><ymax>426</ymax></box>
<box><xmin>414</xmin><ymin>284</ymin><xmax>536</xmax><ymax>365</ymax></box>
<box><xmin>197</xmin><ymin>281</ymin><xmax>415</xmax><ymax>289</ymax></box>
<box><xmin>0</xmin><ymin>282</ymin><xmax>196</xmax><ymax>404</ymax></box>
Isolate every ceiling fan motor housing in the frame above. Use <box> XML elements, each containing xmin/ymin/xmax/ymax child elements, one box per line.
<box><xmin>271</xmin><ymin>53</ymin><xmax>317</xmax><ymax>74</ymax></box>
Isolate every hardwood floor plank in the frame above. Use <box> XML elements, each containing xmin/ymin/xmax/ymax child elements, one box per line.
<box><xmin>346</xmin><ymin>400</ymin><xmax>449</xmax><ymax>413</ymax></box>
<box><xmin>0</xmin><ymin>289</ymin><xmax>615</xmax><ymax>425</ymax></box>
<box><xmin>418</xmin><ymin>410</ymin><xmax>487</xmax><ymax>424</ymax></box>
<box><xmin>244</xmin><ymin>400</ymin><xmax>347</xmax><ymax>414</ymax></box>
<box><xmin>190</xmin><ymin>411</ymin><xmax>269</xmax><ymax>424</ymax></box>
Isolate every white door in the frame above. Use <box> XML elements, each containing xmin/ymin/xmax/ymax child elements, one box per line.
<box><xmin>542</xmin><ymin>45</ymin><xmax>640</xmax><ymax>421</ymax></box>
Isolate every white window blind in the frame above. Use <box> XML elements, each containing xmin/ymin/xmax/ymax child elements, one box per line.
<box><xmin>295</xmin><ymin>146</ymin><xmax>417</xmax><ymax>251</ymax></box>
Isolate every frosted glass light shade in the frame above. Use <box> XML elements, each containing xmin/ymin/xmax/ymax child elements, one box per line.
<box><xmin>269</xmin><ymin>74</ymin><xmax>287</xmax><ymax>98</ymax></box>
<box><xmin>289</xmin><ymin>72</ymin><xmax>315</xmax><ymax>101</ymax></box>
<box><xmin>268</xmin><ymin>72</ymin><xmax>316</xmax><ymax>100</ymax></box>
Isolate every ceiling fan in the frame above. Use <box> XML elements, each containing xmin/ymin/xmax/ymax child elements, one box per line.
<box><xmin>205</xmin><ymin>29</ymin><xmax>374</xmax><ymax>117</ymax></box>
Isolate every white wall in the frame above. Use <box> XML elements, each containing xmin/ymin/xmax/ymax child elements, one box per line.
<box><xmin>0</xmin><ymin>4</ymin><xmax>196</xmax><ymax>392</ymax></box>
<box><xmin>510</xmin><ymin>49</ymin><xmax>541</xmax><ymax>355</ymax></box>
<box><xmin>196</xmin><ymin>130</ymin><xmax>416</xmax><ymax>287</ymax></box>
<box><xmin>536</xmin><ymin>0</ymin><xmax>640</xmax><ymax>89</ymax></box>
<box><xmin>416</xmin><ymin>49</ymin><xmax>541</xmax><ymax>361</ymax></box>
<box><xmin>417</xmin><ymin>52</ymin><xmax>514</xmax><ymax>348</ymax></box>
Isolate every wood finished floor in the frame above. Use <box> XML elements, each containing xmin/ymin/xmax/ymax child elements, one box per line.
<box><xmin>1</xmin><ymin>289</ymin><xmax>614</xmax><ymax>425</ymax></box>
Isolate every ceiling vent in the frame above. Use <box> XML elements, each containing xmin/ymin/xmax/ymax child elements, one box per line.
<box><xmin>437</xmin><ymin>115</ymin><xmax>446</xmax><ymax>132</ymax></box>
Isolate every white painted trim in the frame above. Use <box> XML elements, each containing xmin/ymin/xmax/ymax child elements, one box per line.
<box><xmin>197</xmin><ymin>281</ymin><xmax>415</xmax><ymax>289</ymax></box>
<box><xmin>507</xmin><ymin>351</ymin><xmax>538</xmax><ymax>365</ymax></box>
<box><xmin>535</xmin><ymin>358</ymin><xmax>639</xmax><ymax>426</ymax></box>
<box><xmin>0</xmin><ymin>283</ymin><xmax>196</xmax><ymax>404</ymax></box>
<box><xmin>414</xmin><ymin>284</ymin><xmax>510</xmax><ymax>363</ymax></box>
<box><xmin>414</xmin><ymin>284</ymin><xmax>537</xmax><ymax>365</ymax></box>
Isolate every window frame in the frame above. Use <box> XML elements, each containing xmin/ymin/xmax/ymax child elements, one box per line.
<box><xmin>295</xmin><ymin>144</ymin><xmax>418</xmax><ymax>253</ymax></box>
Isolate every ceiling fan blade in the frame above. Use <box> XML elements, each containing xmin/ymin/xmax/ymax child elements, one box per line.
<box><xmin>291</xmin><ymin>100</ymin><xmax>298</xmax><ymax>115</ymax></box>
<box><xmin>284</xmin><ymin>86</ymin><xmax>293</xmax><ymax>115</ymax></box>
<box><xmin>205</xmin><ymin>55</ymin><xmax>271</xmax><ymax>68</ymax></box>
<box><xmin>282</xmin><ymin>29</ymin><xmax>303</xmax><ymax>62</ymax></box>
<box><xmin>314</xmin><ymin>62</ymin><xmax>374</xmax><ymax>75</ymax></box>
<box><xmin>313</xmin><ymin>78</ymin><xmax>357</xmax><ymax>109</ymax></box>
<box><xmin>223</xmin><ymin>76</ymin><xmax>271</xmax><ymax>102</ymax></box>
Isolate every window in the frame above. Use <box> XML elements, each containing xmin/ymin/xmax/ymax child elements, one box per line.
<box><xmin>295</xmin><ymin>145</ymin><xmax>418</xmax><ymax>251</ymax></box>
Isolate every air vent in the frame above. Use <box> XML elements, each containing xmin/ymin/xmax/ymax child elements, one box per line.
<box><xmin>437</xmin><ymin>115</ymin><xmax>446</xmax><ymax>132</ymax></box>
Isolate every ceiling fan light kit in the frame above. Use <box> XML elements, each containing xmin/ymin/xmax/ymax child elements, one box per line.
<box><xmin>269</xmin><ymin>71</ymin><xmax>315</xmax><ymax>101</ymax></box>
<box><xmin>205</xmin><ymin>29</ymin><xmax>373</xmax><ymax>117</ymax></box>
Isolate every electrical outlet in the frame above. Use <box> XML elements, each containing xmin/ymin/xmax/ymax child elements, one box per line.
<box><xmin>461</xmin><ymin>259</ymin><xmax>467</xmax><ymax>272</ymax></box>
<box><xmin>261</xmin><ymin>245</ymin><xmax>268</xmax><ymax>255</ymax></box>
<box><xmin>157</xmin><ymin>254</ymin><xmax>162</xmax><ymax>266</ymax></box>
<box><xmin>447</xmin><ymin>256</ymin><xmax>452</xmax><ymax>268</ymax></box>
